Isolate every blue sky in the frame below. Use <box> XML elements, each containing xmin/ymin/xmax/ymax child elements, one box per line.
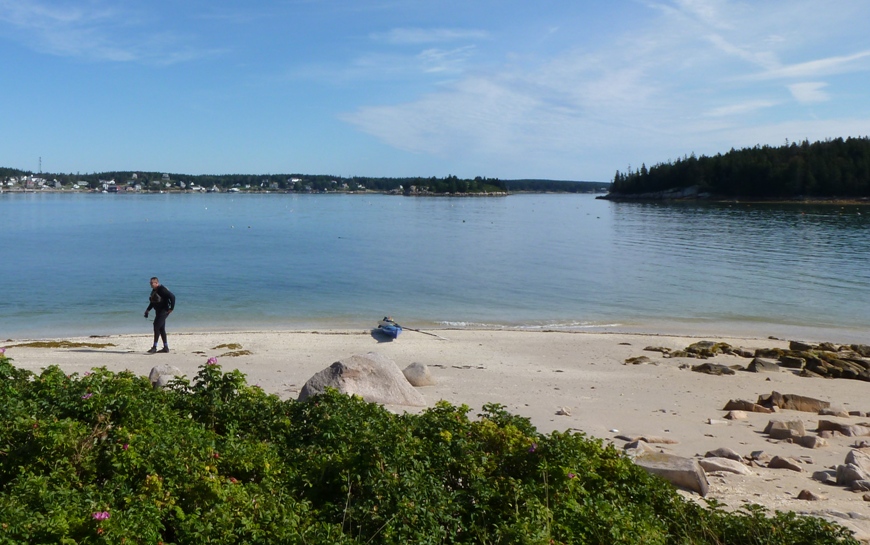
<box><xmin>1</xmin><ymin>0</ymin><xmax>868</xmax><ymax>182</ymax></box>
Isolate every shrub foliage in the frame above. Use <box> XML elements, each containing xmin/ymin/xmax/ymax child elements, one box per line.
<box><xmin>0</xmin><ymin>353</ymin><xmax>858</xmax><ymax>544</ymax></box>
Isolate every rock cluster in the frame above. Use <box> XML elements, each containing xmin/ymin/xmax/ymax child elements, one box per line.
<box><xmin>645</xmin><ymin>340</ymin><xmax>870</xmax><ymax>382</ymax></box>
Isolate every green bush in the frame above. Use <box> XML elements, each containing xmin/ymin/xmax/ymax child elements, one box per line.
<box><xmin>0</xmin><ymin>353</ymin><xmax>858</xmax><ymax>544</ymax></box>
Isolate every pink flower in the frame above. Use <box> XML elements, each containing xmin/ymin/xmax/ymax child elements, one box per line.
<box><xmin>528</xmin><ymin>443</ymin><xmax>537</xmax><ymax>453</ymax></box>
<box><xmin>568</xmin><ymin>473</ymin><xmax>576</xmax><ymax>479</ymax></box>
<box><xmin>0</xmin><ymin>347</ymin><xmax>5</xmax><ymax>354</ymax></box>
<box><xmin>92</xmin><ymin>511</ymin><xmax>110</xmax><ymax>521</ymax></box>
<box><xmin>122</xmin><ymin>444</ymin><xmax>129</xmax><ymax>450</ymax></box>
<box><xmin>82</xmin><ymin>393</ymin><xmax>93</xmax><ymax>399</ymax></box>
<box><xmin>206</xmin><ymin>357</ymin><xmax>218</xmax><ymax>365</ymax></box>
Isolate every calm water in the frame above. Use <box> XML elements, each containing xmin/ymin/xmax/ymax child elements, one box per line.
<box><xmin>2</xmin><ymin>192</ymin><xmax>869</xmax><ymax>343</ymax></box>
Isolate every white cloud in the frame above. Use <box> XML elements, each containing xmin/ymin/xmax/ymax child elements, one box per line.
<box><xmin>749</xmin><ymin>51</ymin><xmax>870</xmax><ymax>81</ymax></box>
<box><xmin>706</xmin><ymin>100</ymin><xmax>779</xmax><ymax>118</ymax></box>
<box><xmin>371</xmin><ymin>27</ymin><xmax>490</xmax><ymax>45</ymax></box>
<box><xmin>0</xmin><ymin>0</ymin><xmax>217</xmax><ymax>65</ymax></box>
<box><xmin>788</xmin><ymin>82</ymin><xmax>829</xmax><ymax>104</ymax></box>
<box><xmin>342</xmin><ymin>1</ymin><xmax>870</xmax><ymax>179</ymax></box>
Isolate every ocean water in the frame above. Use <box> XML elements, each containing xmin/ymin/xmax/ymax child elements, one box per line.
<box><xmin>1</xmin><ymin>192</ymin><xmax>869</xmax><ymax>343</ymax></box>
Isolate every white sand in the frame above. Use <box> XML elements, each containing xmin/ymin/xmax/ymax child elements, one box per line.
<box><xmin>4</xmin><ymin>328</ymin><xmax>870</xmax><ymax>536</ymax></box>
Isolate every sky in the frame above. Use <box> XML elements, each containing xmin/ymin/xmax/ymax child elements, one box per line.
<box><xmin>1</xmin><ymin>0</ymin><xmax>869</xmax><ymax>182</ymax></box>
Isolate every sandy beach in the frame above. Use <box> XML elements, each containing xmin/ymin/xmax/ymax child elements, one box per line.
<box><xmin>4</xmin><ymin>328</ymin><xmax>870</xmax><ymax>538</ymax></box>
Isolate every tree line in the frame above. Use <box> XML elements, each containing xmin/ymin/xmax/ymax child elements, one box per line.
<box><xmin>610</xmin><ymin>137</ymin><xmax>870</xmax><ymax>199</ymax></box>
<box><xmin>1</xmin><ymin>168</ymin><xmax>604</xmax><ymax>194</ymax></box>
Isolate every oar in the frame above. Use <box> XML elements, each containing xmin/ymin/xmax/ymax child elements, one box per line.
<box><xmin>398</xmin><ymin>324</ymin><xmax>448</xmax><ymax>341</ymax></box>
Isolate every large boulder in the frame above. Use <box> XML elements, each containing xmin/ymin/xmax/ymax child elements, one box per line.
<box><xmin>757</xmin><ymin>391</ymin><xmax>830</xmax><ymax>412</ymax></box>
<box><xmin>149</xmin><ymin>364</ymin><xmax>184</xmax><ymax>389</ymax></box>
<box><xmin>747</xmin><ymin>357</ymin><xmax>780</xmax><ymax>373</ymax></box>
<box><xmin>634</xmin><ymin>451</ymin><xmax>709</xmax><ymax>496</ymax></box>
<box><xmin>698</xmin><ymin>457</ymin><xmax>752</xmax><ymax>475</ymax></box>
<box><xmin>836</xmin><ymin>451</ymin><xmax>870</xmax><ymax>490</ymax></box>
<box><xmin>298</xmin><ymin>352</ymin><xmax>426</xmax><ymax>407</ymax></box>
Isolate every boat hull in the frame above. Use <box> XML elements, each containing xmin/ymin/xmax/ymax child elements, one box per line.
<box><xmin>378</xmin><ymin>324</ymin><xmax>402</xmax><ymax>339</ymax></box>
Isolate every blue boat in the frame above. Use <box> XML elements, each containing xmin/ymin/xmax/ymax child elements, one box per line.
<box><xmin>377</xmin><ymin>317</ymin><xmax>402</xmax><ymax>339</ymax></box>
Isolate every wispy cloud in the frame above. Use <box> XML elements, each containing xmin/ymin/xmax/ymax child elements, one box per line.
<box><xmin>343</xmin><ymin>1</ymin><xmax>870</xmax><ymax>178</ymax></box>
<box><xmin>749</xmin><ymin>51</ymin><xmax>870</xmax><ymax>81</ymax></box>
<box><xmin>0</xmin><ymin>0</ymin><xmax>219</xmax><ymax>65</ymax></box>
<box><xmin>370</xmin><ymin>27</ymin><xmax>490</xmax><ymax>45</ymax></box>
<box><xmin>788</xmin><ymin>82</ymin><xmax>830</xmax><ymax>104</ymax></box>
<box><xmin>706</xmin><ymin>100</ymin><xmax>779</xmax><ymax>118</ymax></box>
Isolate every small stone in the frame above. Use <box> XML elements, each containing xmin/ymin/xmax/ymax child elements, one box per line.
<box><xmin>556</xmin><ymin>407</ymin><xmax>571</xmax><ymax>416</ymax></box>
<box><xmin>769</xmin><ymin>456</ymin><xmax>803</xmax><ymax>472</ymax></box>
<box><xmin>764</xmin><ymin>419</ymin><xmax>806</xmax><ymax>439</ymax></box>
<box><xmin>625</xmin><ymin>356</ymin><xmax>652</xmax><ymax>365</ymax></box>
<box><xmin>749</xmin><ymin>450</ymin><xmax>771</xmax><ymax>462</ymax></box>
<box><xmin>796</xmin><ymin>436</ymin><xmax>828</xmax><ymax>449</ymax></box>
<box><xmin>797</xmin><ymin>489</ymin><xmax>822</xmax><ymax>501</ymax></box>
<box><xmin>724</xmin><ymin>410</ymin><xmax>748</xmax><ymax>420</ymax></box>
<box><xmin>863</xmin><ymin>494</ymin><xmax>870</xmax><ymax>501</ymax></box>
<box><xmin>705</xmin><ymin>447</ymin><xmax>742</xmax><ymax>461</ymax></box>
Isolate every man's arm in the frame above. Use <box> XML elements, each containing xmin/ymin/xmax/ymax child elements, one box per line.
<box><xmin>162</xmin><ymin>286</ymin><xmax>176</xmax><ymax>311</ymax></box>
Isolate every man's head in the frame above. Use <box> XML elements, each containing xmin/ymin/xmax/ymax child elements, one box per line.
<box><xmin>150</xmin><ymin>277</ymin><xmax>160</xmax><ymax>289</ymax></box>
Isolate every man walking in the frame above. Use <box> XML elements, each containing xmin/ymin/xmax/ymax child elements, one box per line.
<box><xmin>144</xmin><ymin>276</ymin><xmax>176</xmax><ymax>353</ymax></box>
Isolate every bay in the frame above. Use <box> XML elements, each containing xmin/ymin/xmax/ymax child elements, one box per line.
<box><xmin>1</xmin><ymin>192</ymin><xmax>868</xmax><ymax>343</ymax></box>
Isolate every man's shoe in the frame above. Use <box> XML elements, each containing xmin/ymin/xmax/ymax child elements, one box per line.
<box><xmin>159</xmin><ymin>347</ymin><xmax>170</xmax><ymax>353</ymax></box>
<box><xmin>147</xmin><ymin>347</ymin><xmax>158</xmax><ymax>354</ymax></box>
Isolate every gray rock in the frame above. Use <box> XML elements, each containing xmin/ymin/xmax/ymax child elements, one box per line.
<box><xmin>851</xmin><ymin>480</ymin><xmax>870</xmax><ymax>492</ymax></box>
<box><xmin>734</xmin><ymin>347</ymin><xmax>755</xmax><ymax>358</ymax></box>
<box><xmin>748</xmin><ymin>357</ymin><xmax>780</xmax><ymax>373</ymax></box>
<box><xmin>625</xmin><ymin>355</ymin><xmax>652</xmax><ymax>365</ymax></box>
<box><xmin>698</xmin><ymin>457</ymin><xmax>752</xmax><ymax>475</ymax></box>
<box><xmin>778</xmin><ymin>355</ymin><xmax>806</xmax><ymax>369</ymax></box>
<box><xmin>818</xmin><ymin>420</ymin><xmax>870</xmax><ymax>437</ymax></box>
<box><xmin>634</xmin><ymin>451</ymin><xmax>709</xmax><ymax>496</ymax></box>
<box><xmin>402</xmin><ymin>362</ymin><xmax>435</xmax><ymax>386</ymax></box>
<box><xmin>722</xmin><ymin>399</ymin><xmax>773</xmax><ymax>413</ymax></box>
<box><xmin>298</xmin><ymin>352</ymin><xmax>426</xmax><ymax>406</ymax></box>
<box><xmin>789</xmin><ymin>340</ymin><xmax>816</xmax><ymax>351</ymax></box>
<box><xmin>692</xmin><ymin>363</ymin><xmax>735</xmax><ymax>375</ymax></box>
<box><xmin>795</xmin><ymin>435</ymin><xmax>828</xmax><ymax>449</ymax></box>
<box><xmin>764</xmin><ymin>419</ymin><xmax>806</xmax><ymax>439</ymax></box>
<box><xmin>845</xmin><ymin>449</ymin><xmax>870</xmax><ymax>475</ymax></box>
<box><xmin>724</xmin><ymin>410</ymin><xmax>748</xmax><ymax>420</ymax></box>
<box><xmin>148</xmin><ymin>364</ymin><xmax>184</xmax><ymax>389</ymax></box>
<box><xmin>837</xmin><ymin>463</ymin><xmax>870</xmax><ymax>487</ymax></box>
<box><xmin>705</xmin><ymin>447</ymin><xmax>742</xmax><ymax>461</ymax></box>
<box><xmin>812</xmin><ymin>469</ymin><xmax>838</xmax><ymax>485</ymax></box>
<box><xmin>797</xmin><ymin>489</ymin><xmax>822</xmax><ymax>500</ymax></box>
<box><xmin>749</xmin><ymin>450</ymin><xmax>771</xmax><ymax>462</ymax></box>
<box><xmin>819</xmin><ymin>407</ymin><xmax>850</xmax><ymax>417</ymax></box>
<box><xmin>757</xmin><ymin>391</ymin><xmax>830</xmax><ymax>412</ymax></box>
<box><xmin>769</xmin><ymin>456</ymin><xmax>803</xmax><ymax>472</ymax></box>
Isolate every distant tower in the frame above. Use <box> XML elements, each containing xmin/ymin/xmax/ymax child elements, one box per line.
<box><xmin>39</xmin><ymin>157</ymin><xmax>42</xmax><ymax>174</ymax></box>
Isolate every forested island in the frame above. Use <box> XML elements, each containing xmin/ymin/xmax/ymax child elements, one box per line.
<box><xmin>605</xmin><ymin>137</ymin><xmax>870</xmax><ymax>202</ymax></box>
<box><xmin>0</xmin><ymin>167</ymin><xmax>605</xmax><ymax>195</ymax></box>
